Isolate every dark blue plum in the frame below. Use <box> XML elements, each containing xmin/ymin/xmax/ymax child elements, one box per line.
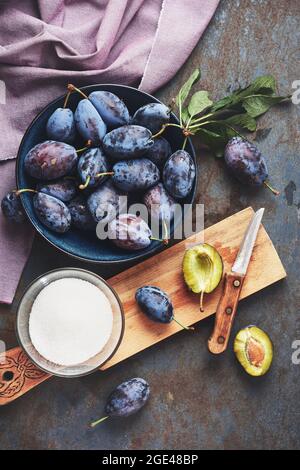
<box><xmin>33</xmin><ymin>192</ymin><xmax>71</xmax><ymax>233</ymax></box>
<box><xmin>112</xmin><ymin>158</ymin><xmax>160</xmax><ymax>192</ymax></box>
<box><xmin>224</xmin><ymin>137</ymin><xmax>268</xmax><ymax>186</ymax></box>
<box><xmin>163</xmin><ymin>150</ymin><xmax>195</xmax><ymax>199</ymax></box>
<box><xmin>87</xmin><ymin>181</ymin><xmax>125</xmax><ymax>224</ymax></box>
<box><xmin>132</xmin><ymin>103</ymin><xmax>170</xmax><ymax>133</ymax></box>
<box><xmin>37</xmin><ymin>178</ymin><xmax>77</xmax><ymax>202</ymax></box>
<box><xmin>144</xmin><ymin>137</ymin><xmax>172</xmax><ymax>169</ymax></box>
<box><xmin>24</xmin><ymin>140</ymin><xmax>78</xmax><ymax>180</ymax></box>
<box><xmin>143</xmin><ymin>183</ymin><xmax>176</xmax><ymax>223</ymax></box>
<box><xmin>78</xmin><ymin>147</ymin><xmax>111</xmax><ymax>189</ymax></box>
<box><xmin>1</xmin><ymin>191</ymin><xmax>25</xmax><ymax>223</ymax></box>
<box><xmin>89</xmin><ymin>91</ymin><xmax>130</xmax><ymax>128</ymax></box>
<box><xmin>105</xmin><ymin>378</ymin><xmax>150</xmax><ymax>417</ymax></box>
<box><xmin>108</xmin><ymin>214</ymin><xmax>152</xmax><ymax>251</ymax></box>
<box><xmin>46</xmin><ymin>108</ymin><xmax>76</xmax><ymax>144</ymax></box>
<box><xmin>68</xmin><ymin>196</ymin><xmax>96</xmax><ymax>231</ymax></box>
<box><xmin>135</xmin><ymin>286</ymin><xmax>173</xmax><ymax>323</ymax></box>
<box><xmin>74</xmin><ymin>99</ymin><xmax>107</xmax><ymax>145</ymax></box>
<box><xmin>103</xmin><ymin>125</ymin><xmax>153</xmax><ymax>160</ymax></box>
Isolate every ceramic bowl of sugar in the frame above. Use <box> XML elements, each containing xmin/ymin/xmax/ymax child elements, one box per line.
<box><xmin>16</xmin><ymin>268</ymin><xmax>125</xmax><ymax>377</ymax></box>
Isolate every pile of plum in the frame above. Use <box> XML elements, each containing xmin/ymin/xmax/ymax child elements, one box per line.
<box><xmin>2</xmin><ymin>86</ymin><xmax>196</xmax><ymax>252</ymax></box>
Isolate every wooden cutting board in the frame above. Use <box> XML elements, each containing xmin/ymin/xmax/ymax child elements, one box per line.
<box><xmin>0</xmin><ymin>207</ymin><xmax>286</xmax><ymax>405</ymax></box>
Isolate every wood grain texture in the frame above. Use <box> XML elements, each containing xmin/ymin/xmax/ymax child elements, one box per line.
<box><xmin>0</xmin><ymin>207</ymin><xmax>286</xmax><ymax>405</ymax></box>
<box><xmin>208</xmin><ymin>272</ymin><xmax>245</xmax><ymax>354</ymax></box>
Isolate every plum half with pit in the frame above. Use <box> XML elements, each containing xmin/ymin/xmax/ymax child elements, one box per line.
<box><xmin>234</xmin><ymin>326</ymin><xmax>273</xmax><ymax>376</ymax></box>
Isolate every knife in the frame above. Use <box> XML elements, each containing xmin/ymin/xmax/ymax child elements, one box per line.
<box><xmin>208</xmin><ymin>208</ymin><xmax>265</xmax><ymax>354</ymax></box>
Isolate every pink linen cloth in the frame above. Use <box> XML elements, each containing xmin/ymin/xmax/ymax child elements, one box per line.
<box><xmin>0</xmin><ymin>0</ymin><xmax>219</xmax><ymax>303</ymax></box>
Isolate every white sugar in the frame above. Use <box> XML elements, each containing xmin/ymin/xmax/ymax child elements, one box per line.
<box><xmin>29</xmin><ymin>278</ymin><xmax>113</xmax><ymax>366</ymax></box>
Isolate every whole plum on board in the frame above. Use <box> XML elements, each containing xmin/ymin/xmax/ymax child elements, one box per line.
<box><xmin>163</xmin><ymin>150</ymin><xmax>195</xmax><ymax>199</ymax></box>
<box><xmin>144</xmin><ymin>137</ymin><xmax>172</xmax><ymax>169</ymax></box>
<box><xmin>1</xmin><ymin>191</ymin><xmax>25</xmax><ymax>223</ymax></box>
<box><xmin>135</xmin><ymin>286</ymin><xmax>173</xmax><ymax>323</ymax></box>
<box><xmin>24</xmin><ymin>141</ymin><xmax>78</xmax><ymax>180</ymax></box>
<box><xmin>46</xmin><ymin>108</ymin><xmax>76</xmax><ymax>144</ymax></box>
<box><xmin>33</xmin><ymin>192</ymin><xmax>71</xmax><ymax>233</ymax></box>
<box><xmin>87</xmin><ymin>181</ymin><xmax>125</xmax><ymax>225</ymax></box>
<box><xmin>68</xmin><ymin>196</ymin><xmax>96</xmax><ymax>231</ymax></box>
<box><xmin>112</xmin><ymin>158</ymin><xmax>160</xmax><ymax>192</ymax></box>
<box><xmin>90</xmin><ymin>378</ymin><xmax>150</xmax><ymax>427</ymax></box>
<box><xmin>78</xmin><ymin>147</ymin><xmax>111</xmax><ymax>189</ymax></box>
<box><xmin>132</xmin><ymin>103</ymin><xmax>170</xmax><ymax>134</ymax></box>
<box><xmin>37</xmin><ymin>178</ymin><xmax>77</xmax><ymax>203</ymax></box>
<box><xmin>89</xmin><ymin>91</ymin><xmax>130</xmax><ymax>128</ymax></box>
<box><xmin>74</xmin><ymin>99</ymin><xmax>107</xmax><ymax>145</ymax></box>
<box><xmin>103</xmin><ymin>125</ymin><xmax>153</xmax><ymax>160</ymax></box>
<box><xmin>135</xmin><ymin>285</ymin><xmax>192</xmax><ymax>330</ymax></box>
<box><xmin>108</xmin><ymin>214</ymin><xmax>152</xmax><ymax>251</ymax></box>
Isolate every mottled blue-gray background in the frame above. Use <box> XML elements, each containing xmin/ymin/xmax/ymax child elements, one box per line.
<box><xmin>0</xmin><ymin>0</ymin><xmax>299</xmax><ymax>450</ymax></box>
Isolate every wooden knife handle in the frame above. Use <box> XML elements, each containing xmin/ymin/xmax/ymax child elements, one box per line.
<box><xmin>0</xmin><ymin>347</ymin><xmax>50</xmax><ymax>406</ymax></box>
<box><xmin>208</xmin><ymin>272</ymin><xmax>245</xmax><ymax>354</ymax></box>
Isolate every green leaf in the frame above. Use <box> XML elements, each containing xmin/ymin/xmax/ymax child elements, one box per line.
<box><xmin>181</xmin><ymin>107</ymin><xmax>190</xmax><ymax>125</ymax></box>
<box><xmin>242</xmin><ymin>75</ymin><xmax>277</xmax><ymax>96</ymax></box>
<box><xmin>242</xmin><ymin>95</ymin><xmax>288</xmax><ymax>117</ymax></box>
<box><xmin>175</xmin><ymin>69</ymin><xmax>201</xmax><ymax>107</ymax></box>
<box><xmin>210</xmin><ymin>75</ymin><xmax>278</xmax><ymax>113</ymax></box>
<box><xmin>225</xmin><ymin>113</ymin><xmax>257</xmax><ymax>131</ymax></box>
<box><xmin>188</xmin><ymin>91</ymin><xmax>213</xmax><ymax>117</ymax></box>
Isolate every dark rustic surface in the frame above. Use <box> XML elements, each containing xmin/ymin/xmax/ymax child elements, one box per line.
<box><xmin>0</xmin><ymin>0</ymin><xmax>299</xmax><ymax>450</ymax></box>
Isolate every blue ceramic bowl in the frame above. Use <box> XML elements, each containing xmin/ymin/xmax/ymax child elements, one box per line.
<box><xmin>16</xmin><ymin>84</ymin><xmax>197</xmax><ymax>264</ymax></box>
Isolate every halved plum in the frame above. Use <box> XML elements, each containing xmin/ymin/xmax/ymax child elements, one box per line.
<box><xmin>183</xmin><ymin>244</ymin><xmax>223</xmax><ymax>311</ymax></box>
<box><xmin>234</xmin><ymin>326</ymin><xmax>273</xmax><ymax>376</ymax></box>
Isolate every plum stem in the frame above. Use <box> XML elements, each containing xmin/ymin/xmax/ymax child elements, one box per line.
<box><xmin>63</xmin><ymin>91</ymin><xmax>71</xmax><ymax>109</ymax></box>
<box><xmin>182</xmin><ymin>136</ymin><xmax>187</xmax><ymax>150</ymax></box>
<box><xmin>76</xmin><ymin>140</ymin><xmax>92</xmax><ymax>154</ymax></box>
<box><xmin>200</xmin><ymin>290</ymin><xmax>204</xmax><ymax>312</ymax></box>
<box><xmin>162</xmin><ymin>219</ymin><xmax>169</xmax><ymax>245</ymax></box>
<box><xmin>15</xmin><ymin>189</ymin><xmax>38</xmax><ymax>196</ymax></box>
<box><xmin>152</xmin><ymin>123</ymin><xmax>182</xmax><ymax>139</ymax></box>
<box><xmin>96</xmin><ymin>171</ymin><xmax>115</xmax><ymax>178</ymax></box>
<box><xmin>67</xmin><ymin>83</ymin><xmax>89</xmax><ymax>100</ymax></box>
<box><xmin>173</xmin><ymin>317</ymin><xmax>194</xmax><ymax>331</ymax></box>
<box><xmin>79</xmin><ymin>176</ymin><xmax>91</xmax><ymax>190</ymax></box>
<box><xmin>90</xmin><ymin>416</ymin><xmax>110</xmax><ymax>428</ymax></box>
<box><xmin>191</xmin><ymin>120</ymin><xmax>245</xmax><ymax>140</ymax></box>
<box><xmin>264</xmin><ymin>180</ymin><xmax>280</xmax><ymax>196</ymax></box>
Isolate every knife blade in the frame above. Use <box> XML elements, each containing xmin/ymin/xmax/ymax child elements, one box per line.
<box><xmin>231</xmin><ymin>208</ymin><xmax>265</xmax><ymax>275</ymax></box>
<box><xmin>208</xmin><ymin>208</ymin><xmax>265</xmax><ymax>354</ymax></box>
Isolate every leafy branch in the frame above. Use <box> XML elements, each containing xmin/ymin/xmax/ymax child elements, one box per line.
<box><xmin>155</xmin><ymin>70</ymin><xmax>291</xmax><ymax>156</ymax></box>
